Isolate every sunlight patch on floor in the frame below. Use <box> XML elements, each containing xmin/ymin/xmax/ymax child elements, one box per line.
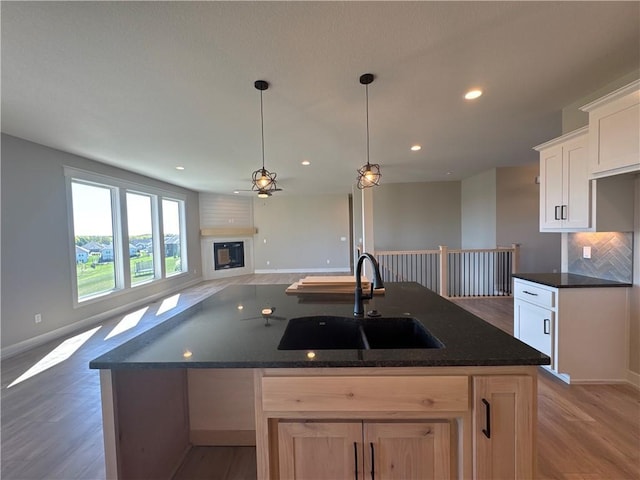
<box><xmin>156</xmin><ymin>294</ymin><xmax>180</xmax><ymax>316</ymax></box>
<box><xmin>7</xmin><ymin>326</ymin><xmax>102</xmax><ymax>388</ymax></box>
<box><xmin>104</xmin><ymin>307</ymin><xmax>149</xmax><ymax>340</ymax></box>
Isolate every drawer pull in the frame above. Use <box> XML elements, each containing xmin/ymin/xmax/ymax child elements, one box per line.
<box><xmin>482</xmin><ymin>398</ymin><xmax>491</xmax><ymax>439</ymax></box>
<box><xmin>544</xmin><ymin>318</ymin><xmax>550</xmax><ymax>335</ymax></box>
<box><xmin>370</xmin><ymin>442</ymin><xmax>375</xmax><ymax>480</ymax></box>
<box><xmin>354</xmin><ymin>442</ymin><xmax>359</xmax><ymax>480</ymax></box>
<box><xmin>522</xmin><ymin>290</ymin><xmax>538</xmax><ymax>296</ymax></box>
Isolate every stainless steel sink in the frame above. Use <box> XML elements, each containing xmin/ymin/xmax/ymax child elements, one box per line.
<box><xmin>277</xmin><ymin>315</ymin><xmax>443</xmax><ymax>350</ymax></box>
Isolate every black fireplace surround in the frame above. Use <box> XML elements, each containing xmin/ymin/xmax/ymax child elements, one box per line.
<box><xmin>214</xmin><ymin>242</ymin><xmax>245</xmax><ymax>270</ymax></box>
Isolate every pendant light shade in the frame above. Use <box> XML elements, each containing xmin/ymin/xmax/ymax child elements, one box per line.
<box><xmin>357</xmin><ymin>73</ymin><xmax>381</xmax><ymax>189</ymax></box>
<box><xmin>251</xmin><ymin>80</ymin><xmax>279</xmax><ymax>197</ymax></box>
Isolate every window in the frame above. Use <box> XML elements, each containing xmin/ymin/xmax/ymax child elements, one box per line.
<box><xmin>66</xmin><ymin>167</ymin><xmax>188</xmax><ymax>304</ymax></box>
<box><xmin>127</xmin><ymin>192</ymin><xmax>156</xmax><ymax>286</ymax></box>
<box><xmin>162</xmin><ymin>198</ymin><xmax>185</xmax><ymax>276</ymax></box>
<box><xmin>71</xmin><ymin>181</ymin><xmax>118</xmax><ymax>300</ymax></box>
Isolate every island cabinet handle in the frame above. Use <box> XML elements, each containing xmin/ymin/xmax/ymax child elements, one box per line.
<box><xmin>522</xmin><ymin>290</ymin><xmax>538</xmax><ymax>296</ymax></box>
<box><xmin>370</xmin><ymin>442</ymin><xmax>375</xmax><ymax>480</ymax></box>
<box><xmin>354</xmin><ymin>442</ymin><xmax>359</xmax><ymax>480</ymax></box>
<box><xmin>482</xmin><ymin>398</ymin><xmax>491</xmax><ymax>438</ymax></box>
<box><xmin>544</xmin><ymin>318</ymin><xmax>550</xmax><ymax>335</ymax></box>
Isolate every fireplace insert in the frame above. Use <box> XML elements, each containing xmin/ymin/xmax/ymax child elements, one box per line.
<box><xmin>214</xmin><ymin>242</ymin><xmax>245</xmax><ymax>270</ymax></box>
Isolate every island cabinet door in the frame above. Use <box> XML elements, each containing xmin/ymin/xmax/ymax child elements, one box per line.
<box><xmin>473</xmin><ymin>375</ymin><xmax>535</xmax><ymax>480</ymax></box>
<box><xmin>277</xmin><ymin>421</ymin><xmax>362</xmax><ymax>479</ymax></box>
<box><xmin>363</xmin><ymin>421</ymin><xmax>452</xmax><ymax>480</ymax></box>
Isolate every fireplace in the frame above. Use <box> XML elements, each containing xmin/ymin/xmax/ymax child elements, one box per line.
<box><xmin>214</xmin><ymin>241</ymin><xmax>245</xmax><ymax>270</ymax></box>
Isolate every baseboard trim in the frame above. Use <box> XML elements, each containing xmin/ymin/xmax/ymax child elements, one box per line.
<box><xmin>626</xmin><ymin>369</ymin><xmax>640</xmax><ymax>390</ymax></box>
<box><xmin>1</xmin><ymin>277</ymin><xmax>203</xmax><ymax>360</ymax></box>
<box><xmin>190</xmin><ymin>430</ymin><xmax>256</xmax><ymax>446</ymax></box>
<box><xmin>254</xmin><ymin>267</ymin><xmax>350</xmax><ymax>274</ymax></box>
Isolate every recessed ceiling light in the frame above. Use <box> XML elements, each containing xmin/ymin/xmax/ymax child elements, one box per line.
<box><xmin>410</xmin><ymin>145</ymin><xmax>421</xmax><ymax>151</ymax></box>
<box><xmin>464</xmin><ymin>89</ymin><xmax>483</xmax><ymax>100</ymax></box>
<box><xmin>175</xmin><ymin>166</ymin><xmax>185</xmax><ymax>170</ymax></box>
<box><xmin>301</xmin><ymin>160</ymin><xmax>311</xmax><ymax>166</ymax></box>
<box><xmin>233</xmin><ymin>190</ymin><xmax>240</xmax><ymax>194</ymax></box>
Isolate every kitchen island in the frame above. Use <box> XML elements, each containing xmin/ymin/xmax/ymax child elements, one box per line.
<box><xmin>90</xmin><ymin>283</ymin><xmax>549</xmax><ymax>479</ymax></box>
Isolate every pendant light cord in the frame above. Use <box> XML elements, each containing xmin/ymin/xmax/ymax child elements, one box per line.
<box><xmin>260</xmin><ymin>89</ymin><xmax>265</xmax><ymax>170</ymax></box>
<box><xmin>365</xmin><ymin>83</ymin><xmax>370</xmax><ymax>167</ymax></box>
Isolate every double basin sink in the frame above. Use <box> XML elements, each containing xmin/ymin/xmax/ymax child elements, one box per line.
<box><xmin>277</xmin><ymin>315</ymin><xmax>444</xmax><ymax>350</ymax></box>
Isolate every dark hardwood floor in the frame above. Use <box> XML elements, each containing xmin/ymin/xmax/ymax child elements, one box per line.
<box><xmin>1</xmin><ymin>276</ymin><xmax>638</xmax><ymax>479</ymax></box>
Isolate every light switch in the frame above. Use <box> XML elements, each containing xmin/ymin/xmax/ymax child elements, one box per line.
<box><xmin>583</xmin><ymin>246</ymin><xmax>591</xmax><ymax>259</ymax></box>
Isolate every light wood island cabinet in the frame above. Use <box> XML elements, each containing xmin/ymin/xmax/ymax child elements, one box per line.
<box><xmin>254</xmin><ymin>367</ymin><xmax>537</xmax><ymax>480</ymax></box>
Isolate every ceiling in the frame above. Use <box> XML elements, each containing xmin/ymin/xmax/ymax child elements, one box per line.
<box><xmin>2</xmin><ymin>2</ymin><xmax>639</xmax><ymax>196</ymax></box>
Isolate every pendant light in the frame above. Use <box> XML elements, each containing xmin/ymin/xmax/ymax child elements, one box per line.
<box><xmin>251</xmin><ymin>80</ymin><xmax>278</xmax><ymax>198</ymax></box>
<box><xmin>357</xmin><ymin>73</ymin><xmax>382</xmax><ymax>189</ymax></box>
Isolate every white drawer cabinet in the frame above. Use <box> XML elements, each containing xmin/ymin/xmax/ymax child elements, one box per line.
<box><xmin>514</xmin><ymin>278</ymin><xmax>629</xmax><ymax>383</ymax></box>
<box><xmin>580</xmin><ymin>79</ymin><xmax>640</xmax><ymax>178</ymax></box>
<box><xmin>514</xmin><ymin>300</ymin><xmax>554</xmax><ymax>369</ymax></box>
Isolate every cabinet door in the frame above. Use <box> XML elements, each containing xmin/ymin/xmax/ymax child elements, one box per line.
<box><xmin>473</xmin><ymin>376</ymin><xmax>534</xmax><ymax>480</ymax></box>
<box><xmin>514</xmin><ymin>300</ymin><xmax>554</xmax><ymax>368</ymax></box>
<box><xmin>588</xmin><ymin>91</ymin><xmax>640</xmax><ymax>176</ymax></box>
<box><xmin>562</xmin><ymin>137</ymin><xmax>590</xmax><ymax>229</ymax></box>
<box><xmin>278</xmin><ymin>421</ymin><xmax>362</xmax><ymax>479</ymax></box>
<box><xmin>539</xmin><ymin>145</ymin><xmax>564</xmax><ymax>229</ymax></box>
<box><xmin>364</xmin><ymin>422</ymin><xmax>451</xmax><ymax>480</ymax></box>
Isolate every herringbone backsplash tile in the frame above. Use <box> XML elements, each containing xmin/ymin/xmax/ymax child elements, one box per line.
<box><xmin>568</xmin><ymin>232</ymin><xmax>633</xmax><ymax>283</ymax></box>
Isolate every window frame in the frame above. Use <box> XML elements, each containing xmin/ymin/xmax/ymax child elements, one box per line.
<box><xmin>65</xmin><ymin>166</ymin><xmax>188</xmax><ymax>307</ymax></box>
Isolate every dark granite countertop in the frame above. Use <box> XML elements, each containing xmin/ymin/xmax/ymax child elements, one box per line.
<box><xmin>513</xmin><ymin>273</ymin><xmax>632</xmax><ymax>288</ymax></box>
<box><xmin>89</xmin><ymin>283</ymin><xmax>550</xmax><ymax>370</ymax></box>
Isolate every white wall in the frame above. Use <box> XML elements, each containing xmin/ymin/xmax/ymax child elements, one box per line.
<box><xmin>496</xmin><ymin>165</ymin><xmax>561</xmax><ymax>273</ymax></box>
<box><xmin>372</xmin><ymin>181</ymin><xmax>462</xmax><ymax>250</ymax></box>
<box><xmin>252</xmin><ymin>194</ymin><xmax>351</xmax><ymax>272</ymax></box>
<box><xmin>461</xmin><ymin>169</ymin><xmax>496</xmax><ymax>249</ymax></box>
<box><xmin>1</xmin><ymin>135</ymin><xmax>202</xmax><ymax>355</ymax></box>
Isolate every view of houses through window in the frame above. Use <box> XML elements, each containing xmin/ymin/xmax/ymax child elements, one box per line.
<box><xmin>72</xmin><ymin>182</ymin><xmax>117</xmax><ymax>298</ymax></box>
<box><xmin>69</xmin><ymin>173</ymin><xmax>187</xmax><ymax>303</ymax></box>
<box><xmin>162</xmin><ymin>198</ymin><xmax>184</xmax><ymax>276</ymax></box>
<box><xmin>127</xmin><ymin>192</ymin><xmax>155</xmax><ymax>286</ymax></box>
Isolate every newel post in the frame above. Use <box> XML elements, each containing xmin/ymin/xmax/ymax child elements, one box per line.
<box><xmin>439</xmin><ymin>245</ymin><xmax>448</xmax><ymax>297</ymax></box>
<box><xmin>511</xmin><ymin>243</ymin><xmax>520</xmax><ymax>274</ymax></box>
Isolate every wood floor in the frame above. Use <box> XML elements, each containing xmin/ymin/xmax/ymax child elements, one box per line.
<box><xmin>1</xmin><ymin>275</ymin><xmax>638</xmax><ymax>479</ymax></box>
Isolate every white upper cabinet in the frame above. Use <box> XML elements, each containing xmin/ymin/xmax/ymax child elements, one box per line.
<box><xmin>580</xmin><ymin>79</ymin><xmax>640</xmax><ymax>178</ymax></box>
<box><xmin>535</xmin><ymin>127</ymin><xmax>591</xmax><ymax>231</ymax></box>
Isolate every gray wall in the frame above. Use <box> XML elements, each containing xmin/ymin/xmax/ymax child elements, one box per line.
<box><xmin>461</xmin><ymin>169</ymin><xmax>497</xmax><ymax>249</ymax></box>
<box><xmin>1</xmin><ymin>135</ymin><xmax>202</xmax><ymax>352</ymax></box>
<box><xmin>372</xmin><ymin>182</ymin><xmax>461</xmax><ymax>250</ymax></box>
<box><xmin>496</xmin><ymin>165</ymin><xmax>561</xmax><ymax>273</ymax></box>
<box><xmin>252</xmin><ymin>194</ymin><xmax>351</xmax><ymax>272</ymax></box>
<box><xmin>460</xmin><ymin>165</ymin><xmax>560</xmax><ymax>273</ymax></box>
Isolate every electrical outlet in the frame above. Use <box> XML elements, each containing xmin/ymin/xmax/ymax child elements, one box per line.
<box><xmin>583</xmin><ymin>246</ymin><xmax>592</xmax><ymax>259</ymax></box>
<box><xmin>34</xmin><ymin>313</ymin><xmax>42</xmax><ymax>324</ymax></box>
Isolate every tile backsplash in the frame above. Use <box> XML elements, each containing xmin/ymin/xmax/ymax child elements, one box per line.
<box><xmin>568</xmin><ymin>232</ymin><xmax>633</xmax><ymax>283</ymax></box>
